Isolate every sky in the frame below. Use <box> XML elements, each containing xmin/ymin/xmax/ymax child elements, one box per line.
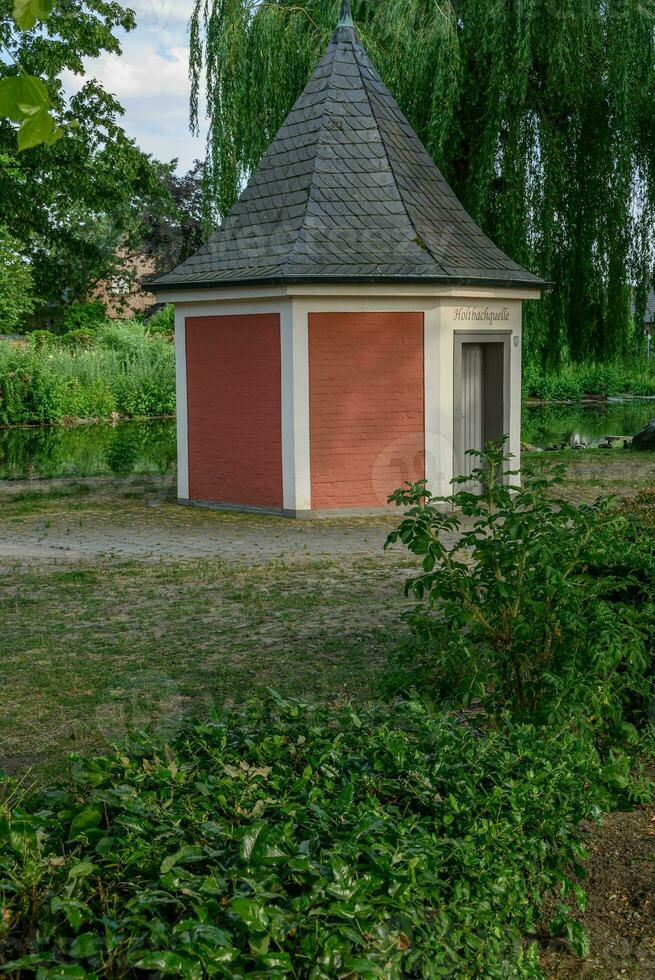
<box><xmin>62</xmin><ymin>0</ymin><xmax>206</xmax><ymax>173</ymax></box>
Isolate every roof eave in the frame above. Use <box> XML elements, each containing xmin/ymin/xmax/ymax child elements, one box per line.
<box><xmin>150</xmin><ymin>273</ymin><xmax>553</xmax><ymax>294</ymax></box>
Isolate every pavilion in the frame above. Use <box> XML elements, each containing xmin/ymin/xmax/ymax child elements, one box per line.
<box><xmin>152</xmin><ymin>1</ymin><xmax>546</xmax><ymax>516</ymax></box>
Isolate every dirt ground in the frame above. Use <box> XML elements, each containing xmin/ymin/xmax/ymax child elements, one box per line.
<box><xmin>541</xmin><ymin>801</ymin><xmax>655</xmax><ymax>979</ymax></box>
<box><xmin>0</xmin><ymin>446</ymin><xmax>653</xmax><ymax>562</ymax></box>
<box><xmin>0</xmin><ymin>476</ymin><xmax>408</xmax><ymax>562</ymax></box>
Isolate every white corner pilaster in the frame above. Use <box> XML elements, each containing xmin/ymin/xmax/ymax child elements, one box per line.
<box><xmin>424</xmin><ymin>302</ymin><xmax>455</xmax><ymax>498</ymax></box>
<box><xmin>281</xmin><ymin>301</ymin><xmax>311</xmax><ymax>512</ymax></box>
<box><xmin>510</xmin><ymin>311</ymin><xmax>523</xmax><ymax>468</ymax></box>
<box><xmin>174</xmin><ymin>306</ymin><xmax>189</xmax><ymax>501</ymax></box>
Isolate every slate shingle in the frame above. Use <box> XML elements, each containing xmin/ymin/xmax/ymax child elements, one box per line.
<box><xmin>153</xmin><ymin>14</ymin><xmax>545</xmax><ymax>292</ymax></box>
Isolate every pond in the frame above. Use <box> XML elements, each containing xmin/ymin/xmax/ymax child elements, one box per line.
<box><xmin>0</xmin><ymin>419</ymin><xmax>177</xmax><ymax>481</ymax></box>
<box><xmin>1</xmin><ymin>401</ymin><xmax>654</xmax><ymax>481</ymax></box>
<box><xmin>522</xmin><ymin>399</ymin><xmax>655</xmax><ymax>449</ymax></box>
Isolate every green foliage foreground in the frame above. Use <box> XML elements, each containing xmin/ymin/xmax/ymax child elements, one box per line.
<box><xmin>0</xmin><ymin>697</ymin><xmax>644</xmax><ymax>979</ymax></box>
<box><xmin>1</xmin><ymin>449</ymin><xmax>653</xmax><ymax>977</ymax></box>
<box><xmin>0</xmin><ymin>322</ymin><xmax>175</xmax><ymax>425</ymax></box>
<box><xmin>387</xmin><ymin>445</ymin><xmax>655</xmax><ymax>740</ymax></box>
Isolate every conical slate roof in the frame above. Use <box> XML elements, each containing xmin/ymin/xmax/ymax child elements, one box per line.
<box><xmin>154</xmin><ymin>2</ymin><xmax>544</xmax><ymax>291</ymax></box>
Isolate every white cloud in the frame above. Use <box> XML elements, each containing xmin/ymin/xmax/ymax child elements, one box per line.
<box><xmin>127</xmin><ymin>0</ymin><xmax>197</xmax><ymax>34</ymax></box>
<box><xmin>66</xmin><ymin>44</ymin><xmax>190</xmax><ymax>99</ymax></box>
<box><xmin>61</xmin><ymin>2</ymin><xmax>207</xmax><ymax>172</ymax></box>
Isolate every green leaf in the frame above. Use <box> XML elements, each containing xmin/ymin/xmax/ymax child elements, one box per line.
<box><xmin>69</xmin><ymin>932</ymin><xmax>102</xmax><ymax>959</ymax></box>
<box><xmin>13</xmin><ymin>0</ymin><xmax>54</xmax><ymax>30</ymax></box>
<box><xmin>159</xmin><ymin>844</ymin><xmax>203</xmax><ymax>875</ymax></box>
<box><xmin>0</xmin><ymin>76</ymin><xmax>49</xmax><ymax>121</ymax></box>
<box><xmin>240</xmin><ymin>821</ymin><xmax>267</xmax><ymax>863</ymax></box>
<box><xmin>231</xmin><ymin>897</ymin><xmax>269</xmax><ymax>932</ymax></box>
<box><xmin>0</xmin><ymin>956</ymin><xmax>51</xmax><ymax>973</ymax></box>
<box><xmin>135</xmin><ymin>952</ymin><xmax>202</xmax><ymax>977</ymax></box>
<box><xmin>0</xmin><ymin>76</ymin><xmax>63</xmax><ymax>151</ymax></box>
<box><xmin>258</xmin><ymin>952</ymin><xmax>292</xmax><ymax>969</ymax></box>
<box><xmin>18</xmin><ymin>108</ymin><xmax>63</xmax><ymax>151</ymax></box>
<box><xmin>38</xmin><ymin>966</ymin><xmax>89</xmax><ymax>978</ymax></box>
<box><xmin>67</xmin><ymin>860</ymin><xmax>96</xmax><ymax>880</ymax></box>
<box><xmin>50</xmin><ymin>897</ymin><xmax>88</xmax><ymax>932</ymax></box>
<box><xmin>68</xmin><ymin>807</ymin><xmax>102</xmax><ymax>839</ymax></box>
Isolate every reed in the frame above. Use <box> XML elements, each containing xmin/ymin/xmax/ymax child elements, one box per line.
<box><xmin>523</xmin><ymin>358</ymin><xmax>655</xmax><ymax>402</ymax></box>
<box><xmin>0</xmin><ymin>322</ymin><xmax>175</xmax><ymax>426</ymax></box>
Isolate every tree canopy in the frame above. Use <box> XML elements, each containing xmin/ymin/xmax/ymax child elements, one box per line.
<box><xmin>190</xmin><ymin>0</ymin><xmax>655</xmax><ymax>367</ymax></box>
<box><xmin>0</xmin><ymin>224</ymin><xmax>35</xmax><ymax>330</ymax></box>
<box><xmin>0</xmin><ymin>0</ymin><xmax>172</xmax><ymax>315</ymax></box>
<box><xmin>140</xmin><ymin>160</ymin><xmax>209</xmax><ymax>277</ymax></box>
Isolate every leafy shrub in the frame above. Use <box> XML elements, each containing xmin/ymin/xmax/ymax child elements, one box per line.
<box><xmin>0</xmin><ymin>330</ymin><xmax>174</xmax><ymax>425</ymax></box>
<box><xmin>523</xmin><ymin>359</ymin><xmax>655</xmax><ymax>401</ymax></box>
<box><xmin>95</xmin><ymin>319</ymin><xmax>150</xmax><ymax>352</ymax></box>
<box><xmin>0</xmin><ymin>697</ymin><xmax>635</xmax><ymax>978</ymax></box>
<box><xmin>0</xmin><ymin>225</ymin><xmax>35</xmax><ymax>332</ymax></box>
<box><xmin>27</xmin><ymin>329</ymin><xmax>56</xmax><ymax>350</ymax></box>
<box><xmin>60</xmin><ymin>329</ymin><xmax>96</xmax><ymax>349</ymax></box>
<box><xmin>386</xmin><ymin>443</ymin><xmax>655</xmax><ymax>741</ymax></box>
<box><xmin>147</xmin><ymin>303</ymin><xmax>175</xmax><ymax>334</ymax></box>
<box><xmin>620</xmin><ymin>487</ymin><xmax>655</xmax><ymax>527</ymax></box>
<box><xmin>62</xmin><ymin>301</ymin><xmax>107</xmax><ymax>334</ymax></box>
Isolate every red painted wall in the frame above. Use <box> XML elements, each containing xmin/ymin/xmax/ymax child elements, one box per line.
<box><xmin>185</xmin><ymin>313</ymin><xmax>283</xmax><ymax>508</ymax></box>
<box><xmin>309</xmin><ymin>312</ymin><xmax>425</xmax><ymax>509</ymax></box>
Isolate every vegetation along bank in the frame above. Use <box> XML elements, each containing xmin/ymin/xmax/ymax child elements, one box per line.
<box><xmin>523</xmin><ymin>359</ymin><xmax>655</xmax><ymax>402</ymax></box>
<box><xmin>0</xmin><ymin>308</ymin><xmax>175</xmax><ymax>427</ymax></box>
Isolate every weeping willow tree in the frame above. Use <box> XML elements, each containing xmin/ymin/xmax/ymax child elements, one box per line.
<box><xmin>190</xmin><ymin>0</ymin><xmax>655</xmax><ymax>369</ymax></box>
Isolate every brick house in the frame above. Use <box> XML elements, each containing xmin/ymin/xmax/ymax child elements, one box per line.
<box><xmin>152</xmin><ymin>1</ymin><xmax>547</xmax><ymax>517</ymax></box>
<box><xmin>644</xmin><ymin>290</ymin><xmax>655</xmax><ymax>335</ymax></box>
<box><xmin>94</xmin><ymin>250</ymin><xmax>158</xmax><ymax>319</ymax></box>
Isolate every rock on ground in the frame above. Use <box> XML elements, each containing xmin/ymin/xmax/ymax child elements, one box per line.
<box><xmin>633</xmin><ymin>419</ymin><xmax>655</xmax><ymax>451</ymax></box>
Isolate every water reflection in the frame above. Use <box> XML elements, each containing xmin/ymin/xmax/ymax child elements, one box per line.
<box><xmin>1</xmin><ymin>402</ymin><xmax>654</xmax><ymax>482</ymax></box>
<box><xmin>523</xmin><ymin>400</ymin><xmax>655</xmax><ymax>449</ymax></box>
<box><xmin>0</xmin><ymin>419</ymin><xmax>176</xmax><ymax>480</ymax></box>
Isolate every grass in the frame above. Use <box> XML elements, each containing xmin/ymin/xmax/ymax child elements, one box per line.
<box><xmin>523</xmin><ymin>447</ymin><xmax>655</xmax><ymax>501</ymax></box>
<box><xmin>1</xmin><ymin>449</ymin><xmax>653</xmax><ymax>783</ymax></box>
<box><xmin>0</xmin><ymin>546</ymin><xmax>416</xmax><ymax>782</ymax></box>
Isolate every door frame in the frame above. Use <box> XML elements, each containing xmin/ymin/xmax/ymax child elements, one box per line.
<box><xmin>453</xmin><ymin>331</ymin><xmax>512</xmax><ymax>484</ymax></box>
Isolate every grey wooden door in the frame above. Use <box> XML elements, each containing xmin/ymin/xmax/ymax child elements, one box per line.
<box><xmin>455</xmin><ymin>339</ymin><xmax>507</xmax><ymax>491</ymax></box>
<box><xmin>461</xmin><ymin>343</ymin><xmax>484</xmax><ymax>485</ymax></box>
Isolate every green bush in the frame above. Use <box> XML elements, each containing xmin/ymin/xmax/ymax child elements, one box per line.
<box><xmin>0</xmin><ymin>325</ymin><xmax>175</xmax><ymax>425</ymax></box>
<box><xmin>60</xmin><ymin>329</ymin><xmax>96</xmax><ymax>349</ymax></box>
<box><xmin>523</xmin><ymin>359</ymin><xmax>655</xmax><ymax>401</ymax></box>
<box><xmin>147</xmin><ymin>304</ymin><xmax>175</xmax><ymax>335</ymax></box>
<box><xmin>27</xmin><ymin>330</ymin><xmax>56</xmax><ymax>350</ymax></box>
<box><xmin>0</xmin><ymin>696</ymin><xmax>639</xmax><ymax>978</ymax></box>
<box><xmin>621</xmin><ymin>487</ymin><xmax>655</xmax><ymax>527</ymax></box>
<box><xmin>95</xmin><ymin>319</ymin><xmax>150</xmax><ymax>352</ymax></box>
<box><xmin>386</xmin><ymin>443</ymin><xmax>655</xmax><ymax>741</ymax></box>
<box><xmin>62</xmin><ymin>301</ymin><xmax>107</xmax><ymax>334</ymax></box>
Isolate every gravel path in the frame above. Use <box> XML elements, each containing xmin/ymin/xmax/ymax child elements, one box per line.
<box><xmin>0</xmin><ymin>477</ymin><xmax>410</xmax><ymax>562</ymax></box>
<box><xmin>0</xmin><ymin>517</ymin><xmax>403</xmax><ymax>562</ymax></box>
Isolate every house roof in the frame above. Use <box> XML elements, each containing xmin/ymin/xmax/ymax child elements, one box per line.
<box><xmin>646</xmin><ymin>290</ymin><xmax>655</xmax><ymax>322</ymax></box>
<box><xmin>153</xmin><ymin>1</ymin><xmax>546</xmax><ymax>293</ymax></box>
